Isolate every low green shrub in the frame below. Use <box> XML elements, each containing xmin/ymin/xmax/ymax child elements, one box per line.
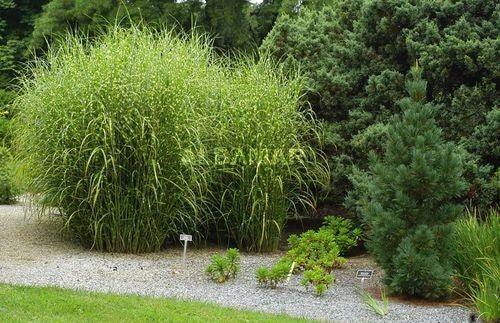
<box><xmin>256</xmin><ymin>260</ymin><xmax>292</xmax><ymax>289</ymax></box>
<box><xmin>452</xmin><ymin>210</ymin><xmax>499</xmax><ymax>322</ymax></box>
<box><xmin>321</xmin><ymin>216</ymin><xmax>361</xmax><ymax>255</ymax></box>
<box><xmin>286</xmin><ymin>230</ymin><xmax>346</xmax><ymax>272</ymax></box>
<box><xmin>256</xmin><ymin>216</ymin><xmax>358</xmax><ymax>295</ymax></box>
<box><xmin>301</xmin><ymin>266</ymin><xmax>333</xmax><ymax>296</ymax></box>
<box><xmin>205</xmin><ymin>248</ymin><xmax>241</xmax><ymax>283</ymax></box>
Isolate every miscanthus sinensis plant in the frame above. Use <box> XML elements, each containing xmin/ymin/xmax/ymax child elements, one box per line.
<box><xmin>203</xmin><ymin>58</ymin><xmax>329</xmax><ymax>252</ymax></box>
<box><xmin>14</xmin><ymin>26</ymin><xmax>328</xmax><ymax>253</ymax></box>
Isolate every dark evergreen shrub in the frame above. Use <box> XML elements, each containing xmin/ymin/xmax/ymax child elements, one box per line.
<box><xmin>359</xmin><ymin>67</ymin><xmax>466</xmax><ymax>299</ymax></box>
<box><xmin>261</xmin><ymin>0</ymin><xmax>499</xmax><ymax>211</ymax></box>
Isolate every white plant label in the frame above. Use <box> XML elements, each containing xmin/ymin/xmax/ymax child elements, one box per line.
<box><xmin>180</xmin><ymin>234</ymin><xmax>192</xmax><ymax>263</ymax></box>
<box><xmin>180</xmin><ymin>234</ymin><xmax>192</xmax><ymax>242</ymax></box>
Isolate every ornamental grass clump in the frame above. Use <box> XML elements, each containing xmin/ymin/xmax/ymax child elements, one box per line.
<box><xmin>452</xmin><ymin>210</ymin><xmax>499</xmax><ymax>322</ymax></box>
<box><xmin>15</xmin><ymin>26</ymin><xmax>326</xmax><ymax>253</ymax></box>
<box><xmin>205</xmin><ymin>58</ymin><xmax>328</xmax><ymax>252</ymax></box>
<box><xmin>14</xmin><ymin>27</ymin><xmax>219</xmax><ymax>252</ymax></box>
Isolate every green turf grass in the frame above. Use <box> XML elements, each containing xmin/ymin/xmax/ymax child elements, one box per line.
<box><xmin>0</xmin><ymin>284</ymin><xmax>312</xmax><ymax>322</ymax></box>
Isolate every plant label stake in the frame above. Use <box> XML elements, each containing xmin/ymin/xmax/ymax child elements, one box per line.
<box><xmin>356</xmin><ymin>269</ymin><xmax>374</xmax><ymax>288</ymax></box>
<box><xmin>180</xmin><ymin>234</ymin><xmax>192</xmax><ymax>263</ymax></box>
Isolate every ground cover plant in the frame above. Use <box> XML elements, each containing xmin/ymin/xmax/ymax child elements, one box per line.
<box><xmin>300</xmin><ymin>266</ymin><xmax>333</xmax><ymax>296</ymax></box>
<box><xmin>320</xmin><ymin>216</ymin><xmax>361</xmax><ymax>255</ymax></box>
<box><xmin>0</xmin><ymin>284</ymin><xmax>310</xmax><ymax>322</ymax></box>
<box><xmin>358</xmin><ymin>67</ymin><xmax>466</xmax><ymax>299</ymax></box>
<box><xmin>256</xmin><ymin>260</ymin><xmax>293</xmax><ymax>289</ymax></box>
<box><xmin>452</xmin><ymin>209</ymin><xmax>499</xmax><ymax>322</ymax></box>
<box><xmin>206</xmin><ymin>248</ymin><xmax>241</xmax><ymax>283</ymax></box>
<box><xmin>256</xmin><ymin>216</ymin><xmax>358</xmax><ymax>295</ymax></box>
<box><xmin>14</xmin><ymin>25</ymin><xmax>326</xmax><ymax>253</ymax></box>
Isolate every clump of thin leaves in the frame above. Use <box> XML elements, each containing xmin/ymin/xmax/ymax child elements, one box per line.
<box><xmin>204</xmin><ymin>57</ymin><xmax>329</xmax><ymax>252</ymax></box>
<box><xmin>360</xmin><ymin>288</ymin><xmax>389</xmax><ymax>317</ymax></box>
<box><xmin>14</xmin><ymin>27</ymin><xmax>218</xmax><ymax>252</ymax></box>
<box><xmin>14</xmin><ymin>26</ymin><xmax>327</xmax><ymax>253</ymax></box>
<box><xmin>452</xmin><ymin>209</ymin><xmax>499</xmax><ymax>292</ymax></box>
<box><xmin>452</xmin><ymin>209</ymin><xmax>499</xmax><ymax>321</ymax></box>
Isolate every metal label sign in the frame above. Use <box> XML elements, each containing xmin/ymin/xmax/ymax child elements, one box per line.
<box><xmin>180</xmin><ymin>234</ymin><xmax>192</xmax><ymax>242</ymax></box>
<box><xmin>356</xmin><ymin>269</ymin><xmax>374</xmax><ymax>279</ymax></box>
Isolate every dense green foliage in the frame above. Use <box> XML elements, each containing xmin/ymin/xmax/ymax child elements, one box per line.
<box><xmin>262</xmin><ymin>0</ymin><xmax>499</xmax><ymax>211</ymax></box>
<box><xmin>0</xmin><ymin>284</ymin><xmax>309</xmax><ymax>322</ymax></box>
<box><xmin>29</xmin><ymin>0</ymin><xmax>273</xmax><ymax>53</ymax></box>
<box><xmin>0</xmin><ymin>0</ymin><xmax>47</xmax><ymax>88</ymax></box>
<box><xmin>0</xmin><ymin>145</ymin><xmax>16</xmax><ymax>204</ymax></box>
<box><xmin>29</xmin><ymin>0</ymin><xmax>206</xmax><ymax>51</ymax></box>
<box><xmin>256</xmin><ymin>216</ymin><xmax>359</xmax><ymax>294</ymax></box>
<box><xmin>280</xmin><ymin>0</ymin><xmax>330</xmax><ymax>14</ymax></box>
<box><xmin>321</xmin><ymin>216</ymin><xmax>361</xmax><ymax>254</ymax></box>
<box><xmin>251</xmin><ymin>0</ymin><xmax>283</xmax><ymax>46</ymax></box>
<box><xmin>452</xmin><ymin>210</ymin><xmax>499</xmax><ymax>322</ymax></box>
<box><xmin>256</xmin><ymin>260</ymin><xmax>293</xmax><ymax>288</ymax></box>
<box><xmin>205</xmin><ymin>248</ymin><xmax>241</xmax><ymax>283</ymax></box>
<box><xmin>359</xmin><ymin>67</ymin><xmax>466</xmax><ymax>299</ymax></box>
<box><xmin>203</xmin><ymin>0</ymin><xmax>253</xmax><ymax>51</ymax></box>
<box><xmin>301</xmin><ymin>266</ymin><xmax>333</xmax><ymax>296</ymax></box>
<box><xmin>14</xmin><ymin>26</ymin><xmax>326</xmax><ymax>253</ymax></box>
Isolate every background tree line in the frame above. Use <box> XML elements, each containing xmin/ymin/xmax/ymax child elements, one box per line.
<box><xmin>1</xmin><ymin>0</ymin><xmax>291</xmax><ymax>103</ymax></box>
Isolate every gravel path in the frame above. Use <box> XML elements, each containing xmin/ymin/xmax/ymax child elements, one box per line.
<box><xmin>0</xmin><ymin>202</ymin><xmax>473</xmax><ymax>322</ymax></box>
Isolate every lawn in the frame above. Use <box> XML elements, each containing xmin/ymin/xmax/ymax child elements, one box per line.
<box><xmin>0</xmin><ymin>284</ymin><xmax>310</xmax><ymax>323</ymax></box>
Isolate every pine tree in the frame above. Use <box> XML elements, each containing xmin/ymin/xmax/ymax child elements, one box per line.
<box><xmin>360</xmin><ymin>65</ymin><xmax>466</xmax><ymax>299</ymax></box>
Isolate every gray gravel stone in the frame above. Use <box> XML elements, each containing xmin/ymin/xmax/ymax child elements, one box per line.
<box><xmin>0</xmin><ymin>202</ymin><xmax>473</xmax><ymax>322</ymax></box>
